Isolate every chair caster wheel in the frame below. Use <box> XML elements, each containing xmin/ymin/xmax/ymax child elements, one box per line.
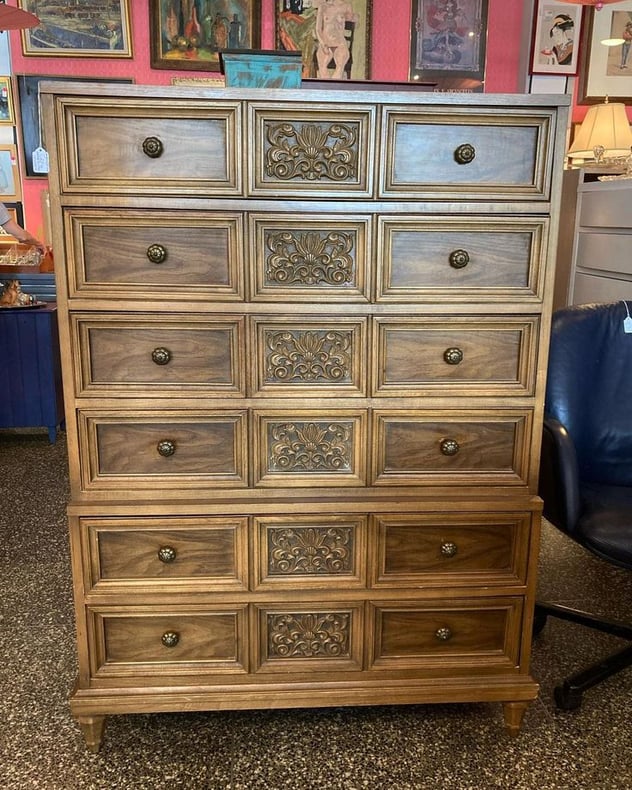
<box><xmin>554</xmin><ymin>683</ymin><xmax>582</xmax><ymax>711</ymax></box>
<box><xmin>533</xmin><ymin>609</ymin><xmax>548</xmax><ymax>637</ymax></box>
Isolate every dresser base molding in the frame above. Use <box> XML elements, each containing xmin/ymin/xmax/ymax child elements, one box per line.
<box><xmin>71</xmin><ymin>677</ymin><xmax>538</xmax><ymax>752</ymax></box>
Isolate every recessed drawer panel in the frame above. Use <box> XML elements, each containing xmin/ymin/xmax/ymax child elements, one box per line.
<box><xmin>83</xmin><ymin>517</ymin><xmax>248</xmax><ymax>592</ymax></box>
<box><xmin>254</xmin><ymin>515</ymin><xmax>367</xmax><ymax>590</ymax></box>
<box><xmin>576</xmin><ymin>231</ymin><xmax>632</xmax><ymax>277</ymax></box>
<box><xmin>65</xmin><ymin>210</ymin><xmax>244</xmax><ymax>301</ymax></box>
<box><xmin>374</xmin><ymin>317</ymin><xmax>537</xmax><ymax>396</ymax></box>
<box><xmin>377</xmin><ymin>217</ymin><xmax>547</xmax><ymax>301</ymax></box>
<box><xmin>372</xmin><ymin>411</ymin><xmax>531</xmax><ymax>486</ymax></box>
<box><xmin>249</xmin><ymin>104</ymin><xmax>376</xmax><ymax>198</ymax></box>
<box><xmin>579</xmin><ymin>188</ymin><xmax>632</xmax><ymax>228</ymax></box>
<box><xmin>371</xmin><ymin>513</ymin><xmax>530</xmax><ymax>588</ymax></box>
<box><xmin>369</xmin><ymin>598</ymin><xmax>522</xmax><ymax>670</ymax></box>
<box><xmin>58</xmin><ymin>99</ymin><xmax>240</xmax><ymax>195</ymax></box>
<box><xmin>573</xmin><ymin>272</ymin><xmax>632</xmax><ymax>304</ymax></box>
<box><xmin>72</xmin><ymin>314</ymin><xmax>245</xmax><ymax>396</ymax></box>
<box><xmin>78</xmin><ymin>412</ymin><xmax>248</xmax><ymax>491</ymax></box>
<box><xmin>252</xmin><ymin>317</ymin><xmax>367</xmax><ymax>397</ymax></box>
<box><xmin>90</xmin><ymin>606</ymin><xmax>248</xmax><ymax>676</ymax></box>
<box><xmin>249</xmin><ymin>213</ymin><xmax>371</xmax><ymax>301</ymax></box>
<box><xmin>380</xmin><ymin>108</ymin><xmax>553</xmax><ymax>199</ymax></box>
<box><xmin>255</xmin><ymin>603</ymin><xmax>364</xmax><ymax>672</ymax></box>
<box><xmin>254</xmin><ymin>411</ymin><xmax>367</xmax><ymax>487</ymax></box>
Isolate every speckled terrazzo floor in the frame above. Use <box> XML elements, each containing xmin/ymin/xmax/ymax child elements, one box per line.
<box><xmin>1</xmin><ymin>430</ymin><xmax>630</xmax><ymax>790</ymax></box>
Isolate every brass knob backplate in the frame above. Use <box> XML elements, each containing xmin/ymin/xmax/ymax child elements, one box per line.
<box><xmin>152</xmin><ymin>347</ymin><xmax>171</xmax><ymax>366</ymax></box>
<box><xmin>142</xmin><ymin>136</ymin><xmax>164</xmax><ymax>158</ymax></box>
<box><xmin>440</xmin><ymin>438</ymin><xmax>459</xmax><ymax>456</ymax></box>
<box><xmin>443</xmin><ymin>348</ymin><xmax>463</xmax><ymax>365</ymax></box>
<box><xmin>146</xmin><ymin>244</ymin><xmax>167</xmax><ymax>264</ymax></box>
<box><xmin>158</xmin><ymin>546</ymin><xmax>177</xmax><ymax>563</ymax></box>
<box><xmin>454</xmin><ymin>143</ymin><xmax>475</xmax><ymax>164</ymax></box>
<box><xmin>157</xmin><ymin>440</ymin><xmax>176</xmax><ymax>457</ymax></box>
<box><xmin>161</xmin><ymin>631</ymin><xmax>179</xmax><ymax>648</ymax></box>
<box><xmin>449</xmin><ymin>249</ymin><xmax>470</xmax><ymax>269</ymax></box>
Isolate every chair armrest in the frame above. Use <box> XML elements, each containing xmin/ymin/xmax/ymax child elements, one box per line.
<box><xmin>538</xmin><ymin>417</ymin><xmax>581</xmax><ymax>534</ymax></box>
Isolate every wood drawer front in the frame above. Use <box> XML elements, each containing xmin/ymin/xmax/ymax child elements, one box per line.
<box><xmin>65</xmin><ymin>210</ymin><xmax>244</xmax><ymax>301</ymax></box>
<box><xmin>90</xmin><ymin>606</ymin><xmax>248</xmax><ymax>676</ymax></box>
<box><xmin>377</xmin><ymin>218</ymin><xmax>547</xmax><ymax>301</ymax></box>
<box><xmin>573</xmin><ymin>273</ymin><xmax>632</xmax><ymax>304</ymax></box>
<box><xmin>576</xmin><ymin>232</ymin><xmax>632</xmax><ymax>277</ymax></box>
<box><xmin>73</xmin><ymin>315</ymin><xmax>245</xmax><ymax>396</ymax></box>
<box><xmin>371</xmin><ymin>513</ymin><xmax>530</xmax><ymax>588</ymax></box>
<box><xmin>374</xmin><ymin>317</ymin><xmax>537</xmax><ymax>397</ymax></box>
<box><xmin>380</xmin><ymin>108</ymin><xmax>553</xmax><ymax>200</ymax></box>
<box><xmin>249</xmin><ymin>214</ymin><xmax>371</xmax><ymax>302</ymax></box>
<box><xmin>579</xmin><ymin>188</ymin><xmax>632</xmax><ymax>228</ymax></box>
<box><xmin>252</xmin><ymin>318</ymin><xmax>367</xmax><ymax>397</ymax></box>
<box><xmin>78</xmin><ymin>412</ymin><xmax>248</xmax><ymax>491</ymax></box>
<box><xmin>372</xmin><ymin>411</ymin><xmax>531</xmax><ymax>486</ymax></box>
<box><xmin>84</xmin><ymin>517</ymin><xmax>248</xmax><ymax>592</ymax></box>
<box><xmin>249</xmin><ymin>104</ymin><xmax>376</xmax><ymax>198</ymax></box>
<box><xmin>254</xmin><ymin>411</ymin><xmax>367</xmax><ymax>487</ymax></box>
<box><xmin>369</xmin><ymin>599</ymin><xmax>523</xmax><ymax>670</ymax></box>
<box><xmin>255</xmin><ymin>604</ymin><xmax>364</xmax><ymax>672</ymax></box>
<box><xmin>58</xmin><ymin>100</ymin><xmax>240</xmax><ymax>195</ymax></box>
<box><xmin>253</xmin><ymin>515</ymin><xmax>368</xmax><ymax>590</ymax></box>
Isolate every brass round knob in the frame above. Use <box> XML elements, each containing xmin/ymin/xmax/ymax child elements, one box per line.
<box><xmin>435</xmin><ymin>627</ymin><xmax>453</xmax><ymax>642</ymax></box>
<box><xmin>454</xmin><ymin>143</ymin><xmax>475</xmax><ymax>164</ymax></box>
<box><xmin>449</xmin><ymin>249</ymin><xmax>470</xmax><ymax>269</ymax></box>
<box><xmin>443</xmin><ymin>348</ymin><xmax>463</xmax><ymax>365</ymax></box>
<box><xmin>441</xmin><ymin>541</ymin><xmax>458</xmax><ymax>557</ymax></box>
<box><xmin>157</xmin><ymin>439</ymin><xmax>176</xmax><ymax>457</ymax></box>
<box><xmin>146</xmin><ymin>244</ymin><xmax>167</xmax><ymax>264</ymax></box>
<box><xmin>158</xmin><ymin>546</ymin><xmax>177</xmax><ymax>563</ymax></box>
<box><xmin>440</xmin><ymin>438</ymin><xmax>459</xmax><ymax>456</ymax></box>
<box><xmin>142</xmin><ymin>136</ymin><xmax>164</xmax><ymax>158</ymax></box>
<box><xmin>152</xmin><ymin>347</ymin><xmax>171</xmax><ymax>366</ymax></box>
<box><xmin>161</xmin><ymin>631</ymin><xmax>179</xmax><ymax>648</ymax></box>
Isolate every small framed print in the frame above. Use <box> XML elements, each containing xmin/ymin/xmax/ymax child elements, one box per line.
<box><xmin>530</xmin><ymin>1</ymin><xmax>583</xmax><ymax>76</ymax></box>
<box><xmin>579</xmin><ymin>2</ymin><xmax>632</xmax><ymax>103</ymax></box>
<box><xmin>0</xmin><ymin>146</ymin><xmax>22</xmax><ymax>203</ymax></box>
<box><xmin>18</xmin><ymin>1</ymin><xmax>133</xmax><ymax>58</ymax></box>
<box><xmin>150</xmin><ymin>0</ymin><xmax>261</xmax><ymax>72</ymax></box>
<box><xmin>0</xmin><ymin>77</ymin><xmax>15</xmax><ymax>125</ymax></box>
<box><xmin>0</xmin><ymin>204</ymin><xmax>24</xmax><ymax>236</ymax></box>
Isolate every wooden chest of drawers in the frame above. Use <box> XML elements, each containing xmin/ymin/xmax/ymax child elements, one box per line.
<box><xmin>42</xmin><ymin>83</ymin><xmax>568</xmax><ymax>751</ymax></box>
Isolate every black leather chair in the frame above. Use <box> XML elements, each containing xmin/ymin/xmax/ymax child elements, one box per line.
<box><xmin>537</xmin><ymin>301</ymin><xmax>632</xmax><ymax>710</ymax></box>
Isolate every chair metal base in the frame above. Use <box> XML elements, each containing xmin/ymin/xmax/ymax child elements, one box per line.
<box><xmin>534</xmin><ymin>602</ymin><xmax>632</xmax><ymax>710</ymax></box>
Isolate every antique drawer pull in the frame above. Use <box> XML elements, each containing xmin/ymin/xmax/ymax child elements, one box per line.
<box><xmin>443</xmin><ymin>348</ymin><xmax>463</xmax><ymax>365</ymax></box>
<box><xmin>151</xmin><ymin>347</ymin><xmax>171</xmax><ymax>366</ymax></box>
<box><xmin>161</xmin><ymin>631</ymin><xmax>179</xmax><ymax>648</ymax></box>
<box><xmin>449</xmin><ymin>249</ymin><xmax>470</xmax><ymax>269</ymax></box>
<box><xmin>146</xmin><ymin>244</ymin><xmax>167</xmax><ymax>264</ymax></box>
<box><xmin>440</xmin><ymin>438</ymin><xmax>459</xmax><ymax>456</ymax></box>
<box><xmin>142</xmin><ymin>136</ymin><xmax>164</xmax><ymax>159</ymax></box>
<box><xmin>440</xmin><ymin>541</ymin><xmax>458</xmax><ymax>557</ymax></box>
<box><xmin>157</xmin><ymin>439</ymin><xmax>176</xmax><ymax>457</ymax></box>
<box><xmin>435</xmin><ymin>627</ymin><xmax>453</xmax><ymax>642</ymax></box>
<box><xmin>158</xmin><ymin>546</ymin><xmax>177</xmax><ymax>563</ymax></box>
<box><xmin>454</xmin><ymin>143</ymin><xmax>475</xmax><ymax>164</ymax></box>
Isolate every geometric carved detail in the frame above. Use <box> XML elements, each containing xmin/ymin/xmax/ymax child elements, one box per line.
<box><xmin>264</xmin><ymin>122</ymin><xmax>359</xmax><ymax>182</ymax></box>
<box><xmin>267</xmin><ymin>612</ymin><xmax>351</xmax><ymax>658</ymax></box>
<box><xmin>265</xmin><ymin>230</ymin><xmax>355</xmax><ymax>287</ymax></box>
<box><xmin>268</xmin><ymin>421</ymin><xmax>353</xmax><ymax>472</ymax></box>
<box><xmin>265</xmin><ymin>330</ymin><xmax>352</xmax><ymax>384</ymax></box>
<box><xmin>268</xmin><ymin>526</ymin><xmax>354</xmax><ymax>575</ymax></box>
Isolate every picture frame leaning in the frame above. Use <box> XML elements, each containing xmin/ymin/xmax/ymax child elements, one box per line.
<box><xmin>578</xmin><ymin>2</ymin><xmax>632</xmax><ymax>103</ymax></box>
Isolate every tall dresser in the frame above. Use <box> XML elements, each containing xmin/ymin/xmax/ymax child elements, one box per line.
<box><xmin>41</xmin><ymin>83</ymin><xmax>569</xmax><ymax>751</ymax></box>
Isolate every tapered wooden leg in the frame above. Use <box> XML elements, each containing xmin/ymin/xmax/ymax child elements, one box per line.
<box><xmin>77</xmin><ymin>715</ymin><xmax>106</xmax><ymax>753</ymax></box>
<box><xmin>503</xmin><ymin>702</ymin><xmax>528</xmax><ymax>737</ymax></box>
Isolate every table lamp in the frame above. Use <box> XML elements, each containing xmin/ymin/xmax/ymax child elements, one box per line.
<box><xmin>567</xmin><ymin>98</ymin><xmax>632</xmax><ymax>166</ymax></box>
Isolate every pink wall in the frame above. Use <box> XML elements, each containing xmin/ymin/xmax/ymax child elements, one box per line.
<box><xmin>6</xmin><ymin>0</ymin><xmax>526</xmax><ymax>240</ymax></box>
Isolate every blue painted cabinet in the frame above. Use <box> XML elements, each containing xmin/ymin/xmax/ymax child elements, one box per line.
<box><xmin>0</xmin><ymin>303</ymin><xmax>64</xmax><ymax>442</ymax></box>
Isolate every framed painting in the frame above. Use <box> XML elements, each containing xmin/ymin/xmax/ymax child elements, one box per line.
<box><xmin>410</xmin><ymin>0</ymin><xmax>488</xmax><ymax>87</ymax></box>
<box><xmin>276</xmin><ymin>0</ymin><xmax>372</xmax><ymax>81</ymax></box>
<box><xmin>530</xmin><ymin>1</ymin><xmax>583</xmax><ymax>75</ymax></box>
<box><xmin>150</xmin><ymin>0</ymin><xmax>261</xmax><ymax>71</ymax></box>
<box><xmin>0</xmin><ymin>146</ymin><xmax>22</xmax><ymax>203</ymax></box>
<box><xmin>0</xmin><ymin>76</ymin><xmax>14</xmax><ymax>125</ymax></box>
<box><xmin>16</xmin><ymin>75</ymin><xmax>134</xmax><ymax>178</ymax></box>
<box><xmin>578</xmin><ymin>2</ymin><xmax>632</xmax><ymax>103</ymax></box>
<box><xmin>0</xmin><ymin>204</ymin><xmax>24</xmax><ymax>236</ymax></box>
<box><xmin>18</xmin><ymin>1</ymin><xmax>133</xmax><ymax>58</ymax></box>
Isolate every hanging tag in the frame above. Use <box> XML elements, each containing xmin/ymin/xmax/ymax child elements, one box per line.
<box><xmin>623</xmin><ymin>301</ymin><xmax>632</xmax><ymax>334</ymax></box>
<box><xmin>31</xmin><ymin>146</ymin><xmax>49</xmax><ymax>174</ymax></box>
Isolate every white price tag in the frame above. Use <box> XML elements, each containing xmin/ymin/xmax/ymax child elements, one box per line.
<box><xmin>32</xmin><ymin>146</ymin><xmax>49</xmax><ymax>174</ymax></box>
<box><xmin>623</xmin><ymin>301</ymin><xmax>632</xmax><ymax>333</ymax></box>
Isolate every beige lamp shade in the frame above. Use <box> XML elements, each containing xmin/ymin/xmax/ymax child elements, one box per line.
<box><xmin>568</xmin><ymin>100</ymin><xmax>632</xmax><ymax>159</ymax></box>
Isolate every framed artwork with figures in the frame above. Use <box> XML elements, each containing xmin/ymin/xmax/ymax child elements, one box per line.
<box><xmin>276</xmin><ymin>0</ymin><xmax>372</xmax><ymax>81</ymax></box>
<box><xmin>578</xmin><ymin>2</ymin><xmax>632</xmax><ymax>103</ymax></box>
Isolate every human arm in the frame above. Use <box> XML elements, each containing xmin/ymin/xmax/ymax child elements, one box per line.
<box><xmin>1</xmin><ymin>218</ymin><xmax>47</xmax><ymax>255</ymax></box>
